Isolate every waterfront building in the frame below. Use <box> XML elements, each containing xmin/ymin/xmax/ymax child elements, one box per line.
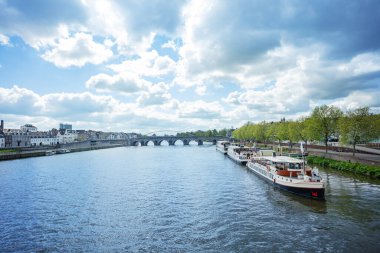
<box><xmin>106</xmin><ymin>132</ymin><xmax>127</xmax><ymax>140</ymax></box>
<box><xmin>30</xmin><ymin>131</ymin><xmax>59</xmax><ymax>146</ymax></box>
<box><xmin>3</xmin><ymin>129</ymin><xmax>31</xmax><ymax>147</ymax></box>
<box><xmin>59</xmin><ymin>123</ymin><xmax>72</xmax><ymax>131</ymax></box>
<box><xmin>0</xmin><ymin>131</ymin><xmax>5</xmax><ymax>148</ymax></box>
<box><xmin>57</xmin><ymin>129</ymin><xmax>78</xmax><ymax>144</ymax></box>
<box><xmin>126</xmin><ymin>133</ymin><xmax>140</xmax><ymax>139</ymax></box>
<box><xmin>20</xmin><ymin>124</ymin><xmax>37</xmax><ymax>133</ymax></box>
<box><xmin>76</xmin><ymin>130</ymin><xmax>89</xmax><ymax>141</ymax></box>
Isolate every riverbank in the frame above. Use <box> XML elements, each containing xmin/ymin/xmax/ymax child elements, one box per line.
<box><xmin>307</xmin><ymin>156</ymin><xmax>380</xmax><ymax>180</ymax></box>
<box><xmin>0</xmin><ymin>143</ymin><xmax>124</xmax><ymax>161</ymax></box>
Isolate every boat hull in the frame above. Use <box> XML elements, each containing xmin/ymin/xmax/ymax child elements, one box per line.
<box><xmin>274</xmin><ymin>182</ymin><xmax>325</xmax><ymax>200</ymax></box>
<box><xmin>228</xmin><ymin>156</ymin><xmax>247</xmax><ymax>165</ymax></box>
<box><xmin>227</xmin><ymin>152</ymin><xmax>248</xmax><ymax>165</ymax></box>
<box><xmin>247</xmin><ymin>162</ymin><xmax>325</xmax><ymax>200</ymax></box>
<box><xmin>216</xmin><ymin>146</ymin><xmax>227</xmax><ymax>154</ymax></box>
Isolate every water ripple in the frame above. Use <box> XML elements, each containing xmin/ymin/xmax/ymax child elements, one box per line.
<box><xmin>0</xmin><ymin>146</ymin><xmax>379</xmax><ymax>252</ymax></box>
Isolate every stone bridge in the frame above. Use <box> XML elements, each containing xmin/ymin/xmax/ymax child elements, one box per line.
<box><xmin>130</xmin><ymin>136</ymin><xmax>227</xmax><ymax>146</ymax></box>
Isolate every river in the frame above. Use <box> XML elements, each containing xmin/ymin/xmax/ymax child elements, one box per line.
<box><xmin>0</xmin><ymin>145</ymin><xmax>379</xmax><ymax>252</ymax></box>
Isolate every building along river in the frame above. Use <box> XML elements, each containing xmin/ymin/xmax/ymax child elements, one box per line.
<box><xmin>0</xmin><ymin>145</ymin><xmax>379</xmax><ymax>252</ymax></box>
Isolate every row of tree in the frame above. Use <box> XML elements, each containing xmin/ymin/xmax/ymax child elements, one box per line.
<box><xmin>176</xmin><ymin>129</ymin><xmax>229</xmax><ymax>138</ymax></box>
<box><xmin>232</xmin><ymin>105</ymin><xmax>380</xmax><ymax>156</ymax></box>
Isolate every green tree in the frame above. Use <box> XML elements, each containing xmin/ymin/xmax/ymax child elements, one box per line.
<box><xmin>219</xmin><ymin>129</ymin><xmax>227</xmax><ymax>137</ymax></box>
<box><xmin>232</xmin><ymin>128</ymin><xmax>241</xmax><ymax>139</ymax></box>
<box><xmin>309</xmin><ymin>105</ymin><xmax>343</xmax><ymax>152</ymax></box>
<box><xmin>255</xmin><ymin>121</ymin><xmax>269</xmax><ymax>143</ymax></box>
<box><xmin>339</xmin><ymin>107</ymin><xmax>378</xmax><ymax>156</ymax></box>
<box><xmin>288</xmin><ymin>117</ymin><xmax>311</xmax><ymax>151</ymax></box>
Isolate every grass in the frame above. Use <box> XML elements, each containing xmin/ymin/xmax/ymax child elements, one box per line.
<box><xmin>307</xmin><ymin>156</ymin><xmax>380</xmax><ymax>179</ymax></box>
<box><xmin>0</xmin><ymin>149</ymin><xmax>17</xmax><ymax>153</ymax></box>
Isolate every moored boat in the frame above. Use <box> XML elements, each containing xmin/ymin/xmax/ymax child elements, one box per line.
<box><xmin>246</xmin><ymin>155</ymin><xmax>325</xmax><ymax>200</ymax></box>
<box><xmin>56</xmin><ymin>148</ymin><xmax>71</xmax><ymax>154</ymax></box>
<box><xmin>227</xmin><ymin>145</ymin><xmax>258</xmax><ymax>165</ymax></box>
<box><xmin>45</xmin><ymin>150</ymin><xmax>56</xmax><ymax>156</ymax></box>
<box><xmin>216</xmin><ymin>140</ymin><xmax>230</xmax><ymax>154</ymax></box>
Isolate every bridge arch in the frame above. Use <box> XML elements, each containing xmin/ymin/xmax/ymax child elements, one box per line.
<box><xmin>174</xmin><ymin>139</ymin><xmax>184</xmax><ymax>145</ymax></box>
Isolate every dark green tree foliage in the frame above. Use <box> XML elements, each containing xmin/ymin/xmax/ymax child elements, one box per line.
<box><xmin>176</xmin><ymin>129</ymin><xmax>229</xmax><ymax>138</ymax></box>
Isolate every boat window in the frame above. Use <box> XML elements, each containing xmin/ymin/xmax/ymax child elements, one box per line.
<box><xmin>275</xmin><ymin>163</ymin><xmax>285</xmax><ymax>169</ymax></box>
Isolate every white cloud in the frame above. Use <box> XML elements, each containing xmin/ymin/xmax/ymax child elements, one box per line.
<box><xmin>222</xmin><ymin>46</ymin><xmax>380</xmax><ymax>119</ymax></box>
<box><xmin>195</xmin><ymin>85</ymin><xmax>207</xmax><ymax>96</ymax></box>
<box><xmin>86</xmin><ymin>49</ymin><xmax>176</xmax><ymax>105</ymax></box>
<box><xmin>0</xmin><ymin>85</ymin><xmax>229</xmax><ymax>131</ymax></box>
<box><xmin>0</xmin><ymin>85</ymin><xmax>130</xmax><ymax>118</ymax></box>
<box><xmin>0</xmin><ymin>33</ymin><xmax>11</xmax><ymax>46</ymax></box>
<box><xmin>330</xmin><ymin>90</ymin><xmax>380</xmax><ymax>111</ymax></box>
<box><xmin>162</xmin><ymin>40</ymin><xmax>178</xmax><ymax>51</ymax></box>
<box><xmin>108</xmin><ymin>50</ymin><xmax>176</xmax><ymax>78</ymax></box>
<box><xmin>86</xmin><ymin>73</ymin><xmax>151</xmax><ymax>94</ymax></box>
<box><xmin>41</xmin><ymin>32</ymin><xmax>113</xmax><ymax>68</ymax></box>
<box><xmin>81</xmin><ymin>0</ymin><xmax>186</xmax><ymax>55</ymax></box>
<box><xmin>41</xmin><ymin>92</ymin><xmax>123</xmax><ymax>116</ymax></box>
<box><xmin>0</xmin><ymin>85</ymin><xmax>43</xmax><ymax>115</ymax></box>
<box><xmin>178</xmin><ymin>100</ymin><xmax>223</xmax><ymax>119</ymax></box>
<box><xmin>137</xmin><ymin>82</ymin><xmax>171</xmax><ymax>106</ymax></box>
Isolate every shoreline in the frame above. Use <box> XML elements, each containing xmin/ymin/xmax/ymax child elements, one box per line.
<box><xmin>307</xmin><ymin>156</ymin><xmax>380</xmax><ymax>180</ymax></box>
<box><xmin>0</xmin><ymin>144</ymin><xmax>124</xmax><ymax>161</ymax></box>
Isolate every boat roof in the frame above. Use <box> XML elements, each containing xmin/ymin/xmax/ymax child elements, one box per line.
<box><xmin>257</xmin><ymin>156</ymin><xmax>304</xmax><ymax>163</ymax></box>
<box><xmin>229</xmin><ymin>145</ymin><xmax>256</xmax><ymax>150</ymax></box>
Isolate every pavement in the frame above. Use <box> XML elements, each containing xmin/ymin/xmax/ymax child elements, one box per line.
<box><xmin>355</xmin><ymin>145</ymin><xmax>380</xmax><ymax>155</ymax></box>
<box><xmin>305</xmin><ymin>147</ymin><xmax>380</xmax><ymax>166</ymax></box>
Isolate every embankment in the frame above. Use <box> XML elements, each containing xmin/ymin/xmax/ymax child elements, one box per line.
<box><xmin>307</xmin><ymin>156</ymin><xmax>380</xmax><ymax>180</ymax></box>
<box><xmin>0</xmin><ymin>143</ymin><xmax>124</xmax><ymax>161</ymax></box>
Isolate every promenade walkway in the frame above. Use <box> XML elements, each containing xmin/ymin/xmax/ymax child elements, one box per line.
<box><xmin>307</xmin><ymin>148</ymin><xmax>380</xmax><ymax>166</ymax></box>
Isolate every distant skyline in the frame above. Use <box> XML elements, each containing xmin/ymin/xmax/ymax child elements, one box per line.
<box><xmin>1</xmin><ymin>0</ymin><xmax>379</xmax><ymax>133</ymax></box>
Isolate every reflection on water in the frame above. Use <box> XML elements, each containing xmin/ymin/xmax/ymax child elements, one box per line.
<box><xmin>0</xmin><ymin>146</ymin><xmax>379</xmax><ymax>252</ymax></box>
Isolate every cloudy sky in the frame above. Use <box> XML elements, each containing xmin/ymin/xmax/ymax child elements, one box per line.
<box><xmin>0</xmin><ymin>0</ymin><xmax>379</xmax><ymax>133</ymax></box>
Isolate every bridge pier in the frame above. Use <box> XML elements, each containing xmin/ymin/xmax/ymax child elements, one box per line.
<box><xmin>128</xmin><ymin>136</ymin><xmax>227</xmax><ymax>147</ymax></box>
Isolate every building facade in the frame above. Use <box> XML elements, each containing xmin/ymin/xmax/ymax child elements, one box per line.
<box><xmin>3</xmin><ymin>129</ymin><xmax>31</xmax><ymax>147</ymax></box>
<box><xmin>30</xmin><ymin>131</ymin><xmax>59</xmax><ymax>146</ymax></box>
<box><xmin>0</xmin><ymin>131</ymin><xmax>5</xmax><ymax>148</ymax></box>
<box><xmin>57</xmin><ymin>129</ymin><xmax>77</xmax><ymax>144</ymax></box>
<box><xmin>20</xmin><ymin>124</ymin><xmax>37</xmax><ymax>133</ymax></box>
<box><xmin>59</xmin><ymin>123</ymin><xmax>72</xmax><ymax>130</ymax></box>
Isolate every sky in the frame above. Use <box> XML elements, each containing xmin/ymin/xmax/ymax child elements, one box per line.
<box><xmin>0</xmin><ymin>0</ymin><xmax>379</xmax><ymax>133</ymax></box>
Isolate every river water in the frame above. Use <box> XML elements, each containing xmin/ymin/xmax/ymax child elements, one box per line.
<box><xmin>0</xmin><ymin>146</ymin><xmax>379</xmax><ymax>252</ymax></box>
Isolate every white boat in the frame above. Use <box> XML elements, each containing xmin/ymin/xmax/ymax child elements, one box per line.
<box><xmin>56</xmin><ymin>148</ymin><xmax>71</xmax><ymax>154</ymax></box>
<box><xmin>45</xmin><ymin>150</ymin><xmax>56</xmax><ymax>156</ymax></box>
<box><xmin>216</xmin><ymin>141</ymin><xmax>230</xmax><ymax>154</ymax></box>
<box><xmin>247</xmin><ymin>155</ymin><xmax>325</xmax><ymax>200</ymax></box>
<box><xmin>227</xmin><ymin>145</ymin><xmax>257</xmax><ymax>165</ymax></box>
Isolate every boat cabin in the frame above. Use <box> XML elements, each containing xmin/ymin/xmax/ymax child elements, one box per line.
<box><xmin>252</xmin><ymin>156</ymin><xmax>312</xmax><ymax>177</ymax></box>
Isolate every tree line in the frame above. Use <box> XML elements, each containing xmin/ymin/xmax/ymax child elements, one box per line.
<box><xmin>232</xmin><ymin>105</ymin><xmax>380</xmax><ymax>156</ymax></box>
<box><xmin>176</xmin><ymin>129</ymin><xmax>228</xmax><ymax>138</ymax></box>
